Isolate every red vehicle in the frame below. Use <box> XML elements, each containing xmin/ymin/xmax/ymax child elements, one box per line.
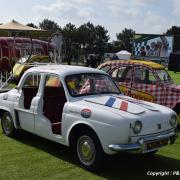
<box><xmin>98</xmin><ymin>60</ymin><xmax>180</xmax><ymax>127</ymax></box>
<box><xmin>0</xmin><ymin>37</ymin><xmax>54</xmax><ymax>72</ymax></box>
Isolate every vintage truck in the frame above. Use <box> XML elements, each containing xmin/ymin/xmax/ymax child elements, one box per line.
<box><xmin>0</xmin><ymin>65</ymin><xmax>178</xmax><ymax>171</ymax></box>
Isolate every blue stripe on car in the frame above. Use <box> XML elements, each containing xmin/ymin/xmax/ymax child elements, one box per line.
<box><xmin>105</xmin><ymin>97</ymin><xmax>116</xmax><ymax>107</ymax></box>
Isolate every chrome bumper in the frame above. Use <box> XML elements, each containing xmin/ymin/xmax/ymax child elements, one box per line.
<box><xmin>109</xmin><ymin>130</ymin><xmax>178</xmax><ymax>153</ymax></box>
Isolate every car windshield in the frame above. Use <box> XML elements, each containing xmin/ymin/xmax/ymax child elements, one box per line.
<box><xmin>66</xmin><ymin>73</ymin><xmax>120</xmax><ymax>97</ymax></box>
<box><xmin>156</xmin><ymin>69</ymin><xmax>173</xmax><ymax>82</ymax></box>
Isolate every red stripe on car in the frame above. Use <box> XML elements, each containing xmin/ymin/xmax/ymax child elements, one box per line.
<box><xmin>120</xmin><ymin>101</ymin><xmax>128</xmax><ymax>111</ymax></box>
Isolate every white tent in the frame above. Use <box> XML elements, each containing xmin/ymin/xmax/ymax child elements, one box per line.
<box><xmin>116</xmin><ymin>50</ymin><xmax>131</xmax><ymax>60</ymax></box>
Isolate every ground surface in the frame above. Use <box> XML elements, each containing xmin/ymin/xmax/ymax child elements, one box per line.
<box><xmin>0</xmin><ymin>129</ymin><xmax>179</xmax><ymax>180</ymax></box>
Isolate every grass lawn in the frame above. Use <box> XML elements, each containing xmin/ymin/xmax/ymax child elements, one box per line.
<box><xmin>0</xmin><ymin>128</ymin><xmax>180</xmax><ymax>180</ymax></box>
<box><xmin>168</xmin><ymin>71</ymin><xmax>180</xmax><ymax>85</ymax></box>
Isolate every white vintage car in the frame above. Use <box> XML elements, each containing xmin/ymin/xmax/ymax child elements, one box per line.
<box><xmin>0</xmin><ymin>65</ymin><xmax>178</xmax><ymax>171</ymax></box>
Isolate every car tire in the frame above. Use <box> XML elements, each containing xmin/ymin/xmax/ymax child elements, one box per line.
<box><xmin>1</xmin><ymin>112</ymin><xmax>16</xmax><ymax>137</ymax></box>
<box><xmin>74</xmin><ymin>130</ymin><xmax>105</xmax><ymax>171</ymax></box>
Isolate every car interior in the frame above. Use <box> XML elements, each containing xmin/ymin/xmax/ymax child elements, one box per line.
<box><xmin>111</xmin><ymin>66</ymin><xmax>132</xmax><ymax>83</ymax></box>
<box><xmin>22</xmin><ymin>74</ymin><xmax>40</xmax><ymax>110</ymax></box>
<box><xmin>42</xmin><ymin>75</ymin><xmax>67</xmax><ymax>134</ymax></box>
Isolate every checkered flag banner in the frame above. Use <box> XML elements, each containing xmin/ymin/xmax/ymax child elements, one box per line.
<box><xmin>133</xmin><ymin>34</ymin><xmax>173</xmax><ymax>58</ymax></box>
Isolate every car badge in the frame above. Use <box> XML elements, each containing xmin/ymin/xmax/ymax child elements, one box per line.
<box><xmin>81</xmin><ymin>109</ymin><xmax>91</xmax><ymax>118</ymax></box>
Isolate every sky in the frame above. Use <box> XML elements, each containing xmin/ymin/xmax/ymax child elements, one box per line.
<box><xmin>0</xmin><ymin>0</ymin><xmax>179</xmax><ymax>41</ymax></box>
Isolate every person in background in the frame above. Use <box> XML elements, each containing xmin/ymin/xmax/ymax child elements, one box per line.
<box><xmin>89</xmin><ymin>55</ymin><xmax>96</xmax><ymax>68</ymax></box>
<box><xmin>94</xmin><ymin>55</ymin><xmax>101</xmax><ymax>66</ymax></box>
<box><xmin>97</xmin><ymin>55</ymin><xmax>102</xmax><ymax>65</ymax></box>
<box><xmin>149</xmin><ymin>42</ymin><xmax>156</xmax><ymax>56</ymax></box>
<box><xmin>160</xmin><ymin>36</ymin><xmax>169</xmax><ymax>57</ymax></box>
<box><xmin>74</xmin><ymin>54</ymin><xmax>79</xmax><ymax>65</ymax></box>
<box><xmin>146</xmin><ymin>45</ymin><xmax>151</xmax><ymax>56</ymax></box>
<box><xmin>140</xmin><ymin>46</ymin><xmax>146</xmax><ymax>56</ymax></box>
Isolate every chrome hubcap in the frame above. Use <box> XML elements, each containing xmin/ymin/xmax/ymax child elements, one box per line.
<box><xmin>2</xmin><ymin>114</ymin><xmax>13</xmax><ymax>133</ymax></box>
<box><xmin>77</xmin><ymin>135</ymin><xmax>96</xmax><ymax>166</ymax></box>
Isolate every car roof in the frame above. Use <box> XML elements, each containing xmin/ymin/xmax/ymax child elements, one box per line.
<box><xmin>26</xmin><ymin>64</ymin><xmax>106</xmax><ymax>78</ymax></box>
<box><xmin>99</xmin><ymin>60</ymin><xmax>165</xmax><ymax>69</ymax></box>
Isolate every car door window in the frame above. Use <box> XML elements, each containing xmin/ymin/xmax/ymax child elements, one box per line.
<box><xmin>45</xmin><ymin>75</ymin><xmax>61</xmax><ymax>87</ymax></box>
<box><xmin>111</xmin><ymin>66</ymin><xmax>133</xmax><ymax>83</ymax></box>
<box><xmin>149</xmin><ymin>71</ymin><xmax>156</xmax><ymax>83</ymax></box>
<box><xmin>21</xmin><ymin>74</ymin><xmax>41</xmax><ymax>109</ymax></box>
<box><xmin>23</xmin><ymin>74</ymin><xmax>40</xmax><ymax>87</ymax></box>
<box><xmin>134</xmin><ymin>67</ymin><xmax>156</xmax><ymax>84</ymax></box>
<box><xmin>111</xmin><ymin>68</ymin><xmax>119</xmax><ymax>80</ymax></box>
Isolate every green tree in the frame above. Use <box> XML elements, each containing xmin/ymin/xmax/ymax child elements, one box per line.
<box><xmin>94</xmin><ymin>25</ymin><xmax>109</xmax><ymax>55</ymax></box>
<box><xmin>116</xmin><ymin>28</ymin><xmax>135</xmax><ymax>52</ymax></box>
<box><xmin>78</xmin><ymin>22</ymin><xmax>96</xmax><ymax>53</ymax></box>
<box><xmin>165</xmin><ymin>26</ymin><xmax>180</xmax><ymax>53</ymax></box>
<box><xmin>77</xmin><ymin>22</ymin><xmax>109</xmax><ymax>55</ymax></box>
<box><xmin>63</xmin><ymin>23</ymin><xmax>78</xmax><ymax>64</ymax></box>
<box><xmin>26</xmin><ymin>23</ymin><xmax>38</xmax><ymax>28</ymax></box>
<box><xmin>63</xmin><ymin>23</ymin><xmax>77</xmax><ymax>42</ymax></box>
<box><xmin>165</xmin><ymin>26</ymin><xmax>180</xmax><ymax>35</ymax></box>
<box><xmin>109</xmin><ymin>41</ymin><xmax>122</xmax><ymax>53</ymax></box>
<box><xmin>39</xmin><ymin>19</ymin><xmax>61</xmax><ymax>31</ymax></box>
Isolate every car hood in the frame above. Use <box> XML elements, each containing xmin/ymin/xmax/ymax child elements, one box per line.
<box><xmin>84</xmin><ymin>95</ymin><xmax>159</xmax><ymax>115</ymax></box>
<box><xmin>80</xmin><ymin>94</ymin><xmax>174</xmax><ymax>135</ymax></box>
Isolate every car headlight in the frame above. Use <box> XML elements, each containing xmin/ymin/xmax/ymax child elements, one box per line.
<box><xmin>133</xmin><ymin>120</ymin><xmax>142</xmax><ymax>134</ymax></box>
<box><xmin>169</xmin><ymin>114</ymin><xmax>177</xmax><ymax>127</ymax></box>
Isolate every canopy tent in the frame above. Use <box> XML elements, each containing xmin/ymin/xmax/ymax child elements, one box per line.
<box><xmin>0</xmin><ymin>20</ymin><xmax>41</xmax><ymax>31</ymax></box>
<box><xmin>0</xmin><ymin>20</ymin><xmax>52</xmax><ymax>39</ymax></box>
<box><xmin>115</xmin><ymin>50</ymin><xmax>131</xmax><ymax>60</ymax></box>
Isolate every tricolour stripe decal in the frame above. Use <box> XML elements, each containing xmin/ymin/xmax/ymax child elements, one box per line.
<box><xmin>120</xmin><ymin>101</ymin><xmax>128</xmax><ymax>111</ymax></box>
<box><xmin>105</xmin><ymin>97</ymin><xmax>116</xmax><ymax>107</ymax></box>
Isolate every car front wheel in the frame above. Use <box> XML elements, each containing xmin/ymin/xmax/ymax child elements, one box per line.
<box><xmin>1</xmin><ymin>112</ymin><xmax>16</xmax><ymax>137</ymax></box>
<box><xmin>75</xmin><ymin>130</ymin><xmax>105</xmax><ymax>171</ymax></box>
